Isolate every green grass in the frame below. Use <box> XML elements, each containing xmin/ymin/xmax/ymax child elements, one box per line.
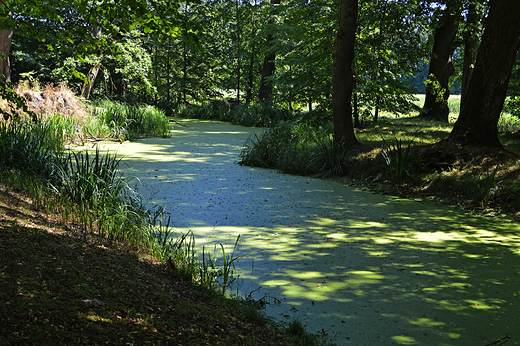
<box><xmin>88</xmin><ymin>100</ymin><xmax>171</xmax><ymax>141</ymax></box>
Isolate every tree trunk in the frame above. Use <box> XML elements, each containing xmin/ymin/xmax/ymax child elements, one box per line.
<box><xmin>353</xmin><ymin>84</ymin><xmax>360</xmax><ymax>128</ymax></box>
<box><xmin>81</xmin><ymin>26</ymin><xmax>102</xmax><ymax>100</ymax></box>
<box><xmin>374</xmin><ymin>94</ymin><xmax>380</xmax><ymax>122</ymax></box>
<box><xmin>0</xmin><ymin>10</ymin><xmax>13</xmax><ymax>82</ymax></box>
<box><xmin>236</xmin><ymin>0</ymin><xmax>241</xmax><ymax>103</ymax></box>
<box><xmin>81</xmin><ymin>64</ymin><xmax>101</xmax><ymax>100</ymax></box>
<box><xmin>461</xmin><ymin>1</ymin><xmax>481</xmax><ymax>98</ymax></box>
<box><xmin>420</xmin><ymin>2</ymin><xmax>460</xmax><ymax>122</ymax></box>
<box><xmin>245</xmin><ymin>0</ymin><xmax>258</xmax><ymax>106</ymax></box>
<box><xmin>332</xmin><ymin>0</ymin><xmax>359</xmax><ymax>146</ymax></box>
<box><xmin>257</xmin><ymin>0</ymin><xmax>280</xmax><ymax>104</ymax></box>
<box><xmin>449</xmin><ymin>0</ymin><xmax>520</xmax><ymax>148</ymax></box>
<box><xmin>182</xmin><ymin>43</ymin><xmax>187</xmax><ymax>104</ymax></box>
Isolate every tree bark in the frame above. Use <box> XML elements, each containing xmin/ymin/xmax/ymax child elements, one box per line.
<box><xmin>449</xmin><ymin>0</ymin><xmax>520</xmax><ymax>148</ymax></box>
<box><xmin>0</xmin><ymin>6</ymin><xmax>13</xmax><ymax>82</ymax></box>
<box><xmin>257</xmin><ymin>0</ymin><xmax>280</xmax><ymax>104</ymax></box>
<box><xmin>81</xmin><ymin>26</ymin><xmax>102</xmax><ymax>100</ymax></box>
<box><xmin>461</xmin><ymin>0</ymin><xmax>481</xmax><ymax>98</ymax></box>
<box><xmin>236</xmin><ymin>0</ymin><xmax>241</xmax><ymax>103</ymax></box>
<box><xmin>81</xmin><ymin>64</ymin><xmax>101</xmax><ymax>100</ymax></box>
<box><xmin>332</xmin><ymin>0</ymin><xmax>359</xmax><ymax>146</ymax></box>
<box><xmin>420</xmin><ymin>2</ymin><xmax>460</xmax><ymax>122</ymax></box>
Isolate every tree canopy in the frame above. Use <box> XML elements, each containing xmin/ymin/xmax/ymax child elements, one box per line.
<box><xmin>1</xmin><ymin>0</ymin><xmax>519</xmax><ymax>148</ymax></box>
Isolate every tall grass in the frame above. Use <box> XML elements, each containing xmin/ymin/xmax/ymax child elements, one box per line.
<box><xmin>239</xmin><ymin>120</ymin><xmax>345</xmax><ymax>177</ymax></box>
<box><xmin>89</xmin><ymin>100</ymin><xmax>171</xmax><ymax>141</ymax></box>
<box><xmin>0</xmin><ymin>122</ymin><xmax>60</xmax><ymax>179</ymax></box>
<box><xmin>380</xmin><ymin>137</ymin><xmax>414</xmax><ymax>184</ymax></box>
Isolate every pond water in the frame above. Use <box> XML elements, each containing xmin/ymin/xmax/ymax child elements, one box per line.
<box><xmin>80</xmin><ymin>119</ymin><xmax>520</xmax><ymax>345</ymax></box>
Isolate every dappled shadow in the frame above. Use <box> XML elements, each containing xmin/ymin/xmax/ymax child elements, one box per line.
<box><xmin>84</xmin><ymin>119</ymin><xmax>520</xmax><ymax>345</ymax></box>
<box><xmin>0</xmin><ymin>192</ymin><xmax>280</xmax><ymax>345</ymax></box>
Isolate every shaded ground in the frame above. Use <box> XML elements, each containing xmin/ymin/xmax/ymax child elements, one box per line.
<box><xmin>343</xmin><ymin>130</ymin><xmax>520</xmax><ymax>222</ymax></box>
<box><xmin>0</xmin><ymin>186</ymin><xmax>311</xmax><ymax>345</ymax></box>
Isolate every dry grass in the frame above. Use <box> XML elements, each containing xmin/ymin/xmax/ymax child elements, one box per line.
<box><xmin>17</xmin><ymin>82</ymin><xmax>88</xmax><ymax>120</ymax></box>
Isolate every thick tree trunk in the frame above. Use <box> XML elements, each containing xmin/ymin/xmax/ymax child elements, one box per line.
<box><xmin>0</xmin><ymin>28</ymin><xmax>13</xmax><ymax>82</ymax></box>
<box><xmin>461</xmin><ymin>1</ymin><xmax>480</xmax><ymax>98</ymax></box>
<box><xmin>420</xmin><ymin>3</ymin><xmax>460</xmax><ymax>122</ymax></box>
<box><xmin>332</xmin><ymin>0</ymin><xmax>359</xmax><ymax>146</ymax></box>
<box><xmin>257</xmin><ymin>0</ymin><xmax>280</xmax><ymax>104</ymax></box>
<box><xmin>449</xmin><ymin>0</ymin><xmax>520</xmax><ymax>148</ymax></box>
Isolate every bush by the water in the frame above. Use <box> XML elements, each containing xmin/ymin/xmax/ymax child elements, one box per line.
<box><xmin>172</xmin><ymin>101</ymin><xmax>297</xmax><ymax>128</ymax></box>
<box><xmin>89</xmin><ymin>99</ymin><xmax>171</xmax><ymax>141</ymax></box>
<box><xmin>238</xmin><ymin>120</ymin><xmax>346</xmax><ymax>178</ymax></box>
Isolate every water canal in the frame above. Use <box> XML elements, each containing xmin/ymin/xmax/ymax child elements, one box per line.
<box><xmin>82</xmin><ymin>119</ymin><xmax>520</xmax><ymax>345</ymax></box>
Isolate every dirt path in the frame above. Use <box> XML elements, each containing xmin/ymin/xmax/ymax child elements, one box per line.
<box><xmin>86</xmin><ymin>119</ymin><xmax>520</xmax><ymax>345</ymax></box>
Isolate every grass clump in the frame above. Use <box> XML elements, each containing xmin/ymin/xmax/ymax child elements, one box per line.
<box><xmin>89</xmin><ymin>99</ymin><xmax>171</xmax><ymax>141</ymax></box>
<box><xmin>380</xmin><ymin>137</ymin><xmax>414</xmax><ymax>184</ymax></box>
<box><xmin>239</xmin><ymin>120</ymin><xmax>344</xmax><ymax>177</ymax></box>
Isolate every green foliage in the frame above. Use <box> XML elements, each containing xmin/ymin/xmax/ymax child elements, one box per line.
<box><xmin>354</xmin><ymin>0</ymin><xmax>428</xmax><ymax>118</ymax></box>
<box><xmin>90</xmin><ymin>100</ymin><xmax>170</xmax><ymax>140</ymax></box>
<box><xmin>219</xmin><ymin>235</ymin><xmax>241</xmax><ymax>295</ymax></box>
<box><xmin>503</xmin><ymin>96</ymin><xmax>520</xmax><ymax>117</ymax></box>
<box><xmin>424</xmin><ymin>74</ymin><xmax>448</xmax><ymax>105</ymax></box>
<box><xmin>477</xmin><ymin>165</ymin><xmax>501</xmax><ymax>207</ymax></box>
<box><xmin>309</xmin><ymin>134</ymin><xmax>348</xmax><ymax>178</ymax></box>
<box><xmin>50</xmin><ymin>148</ymin><xmax>153</xmax><ymax>240</ymax></box>
<box><xmin>380</xmin><ymin>137</ymin><xmax>414</xmax><ymax>184</ymax></box>
<box><xmin>239</xmin><ymin>119</ymin><xmax>345</xmax><ymax>177</ymax></box>
<box><xmin>158</xmin><ymin>228</ymin><xmax>242</xmax><ymax>295</ymax></box>
<box><xmin>0</xmin><ymin>122</ymin><xmax>59</xmax><ymax>179</ymax></box>
<box><xmin>174</xmin><ymin>101</ymin><xmax>294</xmax><ymax>128</ymax></box>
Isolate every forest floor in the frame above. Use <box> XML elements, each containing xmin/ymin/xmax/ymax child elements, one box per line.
<box><xmin>0</xmin><ymin>186</ymin><xmax>316</xmax><ymax>345</ymax></box>
<box><xmin>341</xmin><ymin>116</ymin><xmax>520</xmax><ymax>222</ymax></box>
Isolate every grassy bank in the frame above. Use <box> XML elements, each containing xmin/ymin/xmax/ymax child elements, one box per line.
<box><xmin>0</xmin><ymin>185</ymin><xmax>321</xmax><ymax>345</ymax></box>
<box><xmin>0</xmin><ymin>90</ymin><xmax>329</xmax><ymax>345</ymax></box>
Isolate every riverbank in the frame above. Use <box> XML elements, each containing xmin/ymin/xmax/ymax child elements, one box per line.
<box><xmin>0</xmin><ymin>184</ymin><xmax>324</xmax><ymax>345</ymax></box>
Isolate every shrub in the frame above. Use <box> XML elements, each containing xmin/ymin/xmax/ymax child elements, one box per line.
<box><xmin>380</xmin><ymin>137</ymin><xmax>414</xmax><ymax>184</ymax></box>
<box><xmin>89</xmin><ymin>100</ymin><xmax>170</xmax><ymax>140</ymax></box>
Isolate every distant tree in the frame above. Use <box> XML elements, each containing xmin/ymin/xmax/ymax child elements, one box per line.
<box><xmin>449</xmin><ymin>0</ymin><xmax>520</xmax><ymax>148</ymax></box>
<box><xmin>0</xmin><ymin>9</ymin><xmax>13</xmax><ymax>81</ymax></box>
<box><xmin>81</xmin><ymin>25</ymin><xmax>102</xmax><ymax>100</ymax></box>
<box><xmin>258</xmin><ymin>0</ymin><xmax>280</xmax><ymax>104</ymax></box>
<box><xmin>332</xmin><ymin>0</ymin><xmax>358</xmax><ymax>146</ymax></box>
<box><xmin>420</xmin><ymin>0</ymin><xmax>461</xmax><ymax>122</ymax></box>
<box><xmin>355</xmin><ymin>0</ymin><xmax>427</xmax><ymax>122</ymax></box>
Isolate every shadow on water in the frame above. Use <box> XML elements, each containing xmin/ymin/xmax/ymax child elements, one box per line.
<box><xmin>83</xmin><ymin>119</ymin><xmax>520</xmax><ymax>345</ymax></box>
